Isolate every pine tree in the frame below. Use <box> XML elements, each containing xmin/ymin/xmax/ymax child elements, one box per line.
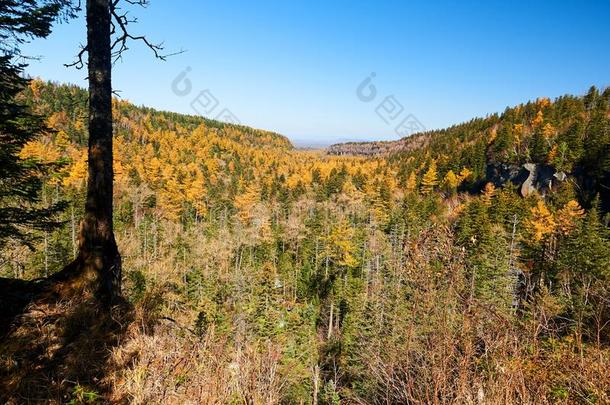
<box><xmin>0</xmin><ymin>0</ymin><xmax>76</xmax><ymax>56</ymax></box>
<box><xmin>0</xmin><ymin>57</ymin><xmax>65</xmax><ymax>248</ymax></box>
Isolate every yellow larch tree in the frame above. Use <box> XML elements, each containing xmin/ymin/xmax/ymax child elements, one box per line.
<box><xmin>184</xmin><ymin>164</ymin><xmax>207</xmax><ymax>218</ymax></box>
<box><xmin>405</xmin><ymin>171</ymin><xmax>417</xmax><ymax>192</ymax></box>
<box><xmin>327</xmin><ymin>218</ymin><xmax>358</xmax><ymax>269</ymax></box>
<box><xmin>234</xmin><ymin>182</ymin><xmax>261</xmax><ymax>224</ymax></box>
<box><xmin>527</xmin><ymin>200</ymin><xmax>556</xmax><ymax>241</ymax></box>
<box><xmin>420</xmin><ymin>160</ymin><xmax>439</xmax><ymax>195</ymax></box>
<box><xmin>19</xmin><ymin>139</ymin><xmax>61</xmax><ymax>164</ymax></box>
<box><xmin>556</xmin><ymin>200</ymin><xmax>585</xmax><ymax>235</ymax></box>
<box><xmin>62</xmin><ymin>149</ymin><xmax>88</xmax><ymax>189</ymax></box>
<box><xmin>513</xmin><ymin>123</ymin><xmax>524</xmax><ymax>150</ymax></box>
<box><xmin>542</xmin><ymin>123</ymin><xmax>556</xmax><ymax>139</ymax></box>
<box><xmin>481</xmin><ymin>182</ymin><xmax>496</xmax><ymax>206</ymax></box>
<box><xmin>370</xmin><ymin>196</ymin><xmax>390</xmax><ymax>227</ymax></box>
<box><xmin>458</xmin><ymin>167</ymin><xmax>472</xmax><ymax>184</ymax></box>
<box><xmin>546</xmin><ymin>144</ymin><xmax>558</xmax><ymax>164</ymax></box>
<box><xmin>442</xmin><ymin>170</ymin><xmax>459</xmax><ymax>195</ymax></box>
<box><xmin>537</xmin><ymin>97</ymin><xmax>551</xmax><ymax>108</ymax></box>
<box><xmin>532</xmin><ymin>110</ymin><xmax>544</xmax><ymax>128</ymax></box>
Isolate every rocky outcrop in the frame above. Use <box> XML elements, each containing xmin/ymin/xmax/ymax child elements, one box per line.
<box><xmin>486</xmin><ymin>162</ymin><xmax>567</xmax><ymax>197</ymax></box>
<box><xmin>521</xmin><ymin>163</ymin><xmax>538</xmax><ymax>196</ymax></box>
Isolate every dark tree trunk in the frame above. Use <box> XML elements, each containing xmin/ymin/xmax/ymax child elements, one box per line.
<box><xmin>79</xmin><ymin>0</ymin><xmax>121</xmax><ymax>305</ymax></box>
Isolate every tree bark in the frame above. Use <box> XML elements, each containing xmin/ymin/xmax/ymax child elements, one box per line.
<box><xmin>79</xmin><ymin>0</ymin><xmax>121</xmax><ymax>305</ymax></box>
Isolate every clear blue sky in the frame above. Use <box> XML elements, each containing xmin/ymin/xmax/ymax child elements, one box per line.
<box><xmin>22</xmin><ymin>0</ymin><xmax>610</xmax><ymax>146</ymax></box>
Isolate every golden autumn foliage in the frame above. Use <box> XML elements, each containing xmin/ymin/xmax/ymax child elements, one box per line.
<box><xmin>326</xmin><ymin>218</ymin><xmax>358</xmax><ymax>268</ymax></box>
<box><xmin>19</xmin><ymin>140</ymin><xmax>61</xmax><ymax>164</ymax></box>
<box><xmin>458</xmin><ymin>167</ymin><xmax>472</xmax><ymax>183</ymax></box>
<box><xmin>7</xmin><ymin>80</ymin><xmax>610</xmax><ymax>405</ymax></box>
<box><xmin>29</xmin><ymin>79</ymin><xmax>43</xmax><ymax>100</ymax></box>
<box><xmin>481</xmin><ymin>182</ymin><xmax>496</xmax><ymax>206</ymax></box>
<box><xmin>528</xmin><ymin>200</ymin><xmax>556</xmax><ymax>241</ymax></box>
<box><xmin>420</xmin><ymin>160</ymin><xmax>439</xmax><ymax>195</ymax></box>
<box><xmin>542</xmin><ymin>123</ymin><xmax>556</xmax><ymax>139</ymax></box>
<box><xmin>405</xmin><ymin>172</ymin><xmax>417</xmax><ymax>192</ymax></box>
<box><xmin>532</xmin><ymin>110</ymin><xmax>544</xmax><ymax>128</ymax></box>
<box><xmin>442</xmin><ymin>170</ymin><xmax>459</xmax><ymax>194</ymax></box>
<box><xmin>234</xmin><ymin>183</ymin><xmax>261</xmax><ymax>224</ymax></box>
<box><xmin>556</xmin><ymin>200</ymin><xmax>585</xmax><ymax>235</ymax></box>
<box><xmin>62</xmin><ymin>149</ymin><xmax>87</xmax><ymax>189</ymax></box>
<box><xmin>536</xmin><ymin>97</ymin><xmax>551</xmax><ymax>109</ymax></box>
<box><xmin>513</xmin><ymin>123</ymin><xmax>524</xmax><ymax>147</ymax></box>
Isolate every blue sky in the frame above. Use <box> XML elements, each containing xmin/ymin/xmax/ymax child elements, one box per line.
<box><xmin>22</xmin><ymin>0</ymin><xmax>610</xmax><ymax>146</ymax></box>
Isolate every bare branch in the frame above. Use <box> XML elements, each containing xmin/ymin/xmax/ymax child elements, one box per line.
<box><xmin>110</xmin><ymin>0</ymin><xmax>183</xmax><ymax>64</ymax></box>
<box><xmin>65</xmin><ymin>0</ymin><xmax>183</xmax><ymax>69</ymax></box>
<box><xmin>64</xmin><ymin>44</ymin><xmax>88</xmax><ymax>69</ymax></box>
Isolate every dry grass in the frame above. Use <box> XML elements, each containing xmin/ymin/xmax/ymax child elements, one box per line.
<box><xmin>108</xmin><ymin>323</ymin><xmax>285</xmax><ymax>404</ymax></box>
<box><xmin>0</xmin><ymin>272</ymin><xmax>132</xmax><ymax>404</ymax></box>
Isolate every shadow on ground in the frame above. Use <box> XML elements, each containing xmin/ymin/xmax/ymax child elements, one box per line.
<box><xmin>0</xmin><ymin>275</ymin><xmax>133</xmax><ymax>404</ymax></box>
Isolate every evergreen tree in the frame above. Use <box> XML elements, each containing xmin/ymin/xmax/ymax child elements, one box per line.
<box><xmin>0</xmin><ymin>0</ymin><xmax>76</xmax><ymax>248</ymax></box>
<box><xmin>0</xmin><ymin>57</ymin><xmax>65</xmax><ymax>248</ymax></box>
<box><xmin>0</xmin><ymin>0</ymin><xmax>76</xmax><ymax>56</ymax></box>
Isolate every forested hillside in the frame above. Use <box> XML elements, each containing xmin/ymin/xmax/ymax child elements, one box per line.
<box><xmin>330</xmin><ymin>88</ymin><xmax>610</xmax><ymax>213</ymax></box>
<box><xmin>2</xmin><ymin>81</ymin><xmax>610</xmax><ymax>404</ymax></box>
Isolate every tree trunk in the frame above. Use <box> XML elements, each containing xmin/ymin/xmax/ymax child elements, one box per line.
<box><xmin>78</xmin><ymin>0</ymin><xmax>121</xmax><ymax>305</ymax></box>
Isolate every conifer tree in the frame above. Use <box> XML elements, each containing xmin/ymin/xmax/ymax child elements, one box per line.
<box><xmin>0</xmin><ymin>1</ymin><xmax>75</xmax><ymax>250</ymax></box>
<box><xmin>0</xmin><ymin>58</ymin><xmax>65</xmax><ymax>248</ymax></box>
<box><xmin>481</xmin><ymin>182</ymin><xmax>496</xmax><ymax>206</ymax></box>
<box><xmin>420</xmin><ymin>160</ymin><xmax>439</xmax><ymax>195</ymax></box>
<box><xmin>556</xmin><ymin>200</ymin><xmax>585</xmax><ymax>235</ymax></box>
<box><xmin>442</xmin><ymin>170</ymin><xmax>459</xmax><ymax>196</ymax></box>
<box><xmin>405</xmin><ymin>171</ymin><xmax>417</xmax><ymax>192</ymax></box>
<box><xmin>527</xmin><ymin>200</ymin><xmax>556</xmax><ymax>242</ymax></box>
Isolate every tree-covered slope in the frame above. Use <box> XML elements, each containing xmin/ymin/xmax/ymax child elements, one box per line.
<box><xmin>22</xmin><ymin>80</ymin><xmax>293</xmax><ymax>151</ymax></box>
<box><xmin>330</xmin><ymin>87</ymin><xmax>610</xmax><ymax>211</ymax></box>
<box><xmin>2</xmin><ymin>81</ymin><xmax>610</xmax><ymax>404</ymax></box>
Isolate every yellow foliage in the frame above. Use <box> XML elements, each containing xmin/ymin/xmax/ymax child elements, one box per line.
<box><xmin>327</xmin><ymin>218</ymin><xmax>358</xmax><ymax>268</ymax></box>
<box><xmin>528</xmin><ymin>200</ymin><xmax>556</xmax><ymax>241</ymax></box>
<box><xmin>481</xmin><ymin>182</ymin><xmax>496</xmax><ymax>206</ymax></box>
<box><xmin>420</xmin><ymin>160</ymin><xmax>439</xmax><ymax>195</ymax></box>
<box><xmin>536</xmin><ymin>97</ymin><xmax>551</xmax><ymax>108</ymax></box>
<box><xmin>547</xmin><ymin>144</ymin><xmax>558</xmax><ymax>163</ymax></box>
<box><xmin>442</xmin><ymin>170</ymin><xmax>459</xmax><ymax>194</ymax></box>
<box><xmin>234</xmin><ymin>183</ymin><xmax>261</xmax><ymax>224</ymax></box>
<box><xmin>514</xmin><ymin>124</ymin><xmax>524</xmax><ymax>147</ymax></box>
<box><xmin>62</xmin><ymin>149</ymin><xmax>88</xmax><ymax>189</ymax></box>
<box><xmin>542</xmin><ymin>123</ymin><xmax>555</xmax><ymax>139</ymax></box>
<box><xmin>532</xmin><ymin>110</ymin><xmax>544</xmax><ymax>128</ymax></box>
<box><xmin>30</xmin><ymin>79</ymin><xmax>43</xmax><ymax>99</ymax></box>
<box><xmin>55</xmin><ymin>131</ymin><xmax>71</xmax><ymax>150</ymax></box>
<box><xmin>405</xmin><ymin>172</ymin><xmax>417</xmax><ymax>192</ymax></box>
<box><xmin>556</xmin><ymin>200</ymin><xmax>585</xmax><ymax>235</ymax></box>
<box><xmin>458</xmin><ymin>167</ymin><xmax>472</xmax><ymax>183</ymax></box>
<box><xmin>19</xmin><ymin>140</ymin><xmax>61</xmax><ymax>164</ymax></box>
<box><xmin>370</xmin><ymin>197</ymin><xmax>389</xmax><ymax>226</ymax></box>
<box><xmin>47</xmin><ymin>112</ymin><xmax>68</xmax><ymax>131</ymax></box>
